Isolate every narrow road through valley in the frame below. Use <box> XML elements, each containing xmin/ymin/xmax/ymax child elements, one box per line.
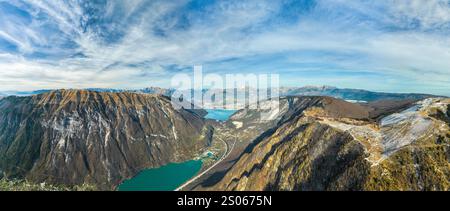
<box><xmin>175</xmin><ymin>136</ymin><xmax>236</xmax><ymax>191</ymax></box>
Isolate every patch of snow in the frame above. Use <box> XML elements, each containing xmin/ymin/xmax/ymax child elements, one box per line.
<box><xmin>104</xmin><ymin>131</ymin><xmax>111</xmax><ymax>145</ymax></box>
<box><xmin>148</xmin><ymin>134</ymin><xmax>168</xmax><ymax>139</ymax></box>
<box><xmin>322</xmin><ymin>120</ymin><xmax>355</xmax><ymax>131</ymax></box>
<box><xmin>172</xmin><ymin>125</ymin><xmax>178</xmax><ymax>140</ymax></box>
<box><xmin>320</xmin><ymin>98</ymin><xmax>449</xmax><ymax>165</ymax></box>
<box><xmin>380</xmin><ymin>105</ymin><xmax>420</xmax><ymax>126</ymax></box>
<box><xmin>57</xmin><ymin>138</ymin><xmax>66</xmax><ymax>149</ymax></box>
<box><xmin>345</xmin><ymin>99</ymin><xmax>368</xmax><ymax>103</ymax></box>
<box><xmin>160</xmin><ymin>107</ymin><xmax>170</xmax><ymax>119</ymax></box>
<box><xmin>232</xmin><ymin>121</ymin><xmax>243</xmax><ymax>129</ymax></box>
<box><xmin>136</xmin><ymin>109</ymin><xmax>146</xmax><ymax>117</ymax></box>
<box><xmin>379</xmin><ymin>98</ymin><xmax>440</xmax><ymax>156</ymax></box>
<box><xmin>41</xmin><ymin>111</ymin><xmax>84</xmax><ymax>138</ymax></box>
<box><xmin>381</xmin><ymin>117</ymin><xmax>432</xmax><ymax>156</ymax></box>
<box><xmin>259</xmin><ymin>100</ymin><xmax>283</xmax><ymax>122</ymax></box>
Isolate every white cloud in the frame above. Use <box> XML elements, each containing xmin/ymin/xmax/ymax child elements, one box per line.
<box><xmin>0</xmin><ymin>0</ymin><xmax>449</xmax><ymax>95</ymax></box>
<box><xmin>390</xmin><ymin>0</ymin><xmax>450</xmax><ymax>29</ymax></box>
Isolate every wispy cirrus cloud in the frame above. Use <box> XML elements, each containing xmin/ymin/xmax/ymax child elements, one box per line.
<box><xmin>0</xmin><ymin>0</ymin><xmax>449</xmax><ymax>95</ymax></box>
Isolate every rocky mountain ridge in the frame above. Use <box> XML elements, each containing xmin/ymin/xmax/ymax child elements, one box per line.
<box><xmin>208</xmin><ymin>97</ymin><xmax>450</xmax><ymax>191</ymax></box>
<box><xmin>0</xmin><ymin>90</ymin><xmax>212</xmax><ymax>190</ymax></box>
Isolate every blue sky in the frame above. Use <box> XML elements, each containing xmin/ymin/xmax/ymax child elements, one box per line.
<box><xmin>0</xmin><ymin>0</ymin><xmax>450</xmax><ymax>95</ymax></box>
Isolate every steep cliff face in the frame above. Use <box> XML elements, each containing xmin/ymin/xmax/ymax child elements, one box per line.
<box><xmin>0</xmin><ymin>90</ymin><xmax>211</xmax><ymax>190</ymax></box>
<box><xmin>212</xmin><ymin>119</ymin><xmax>371</xmax><ymax>191</ymax></box>
<box><xmin>210</xmin><ymin>98</ymin><xmax>450</xmax><ymax>191</ymax></box>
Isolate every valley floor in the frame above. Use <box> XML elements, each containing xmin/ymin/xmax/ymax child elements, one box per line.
<box><xmin>180</xmin><ymin>126</ymin><xmax>253</xmax><ymax>191</ymax></box>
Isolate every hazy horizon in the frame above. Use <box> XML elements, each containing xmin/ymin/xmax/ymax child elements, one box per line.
<box><xmin>1</xmin><ymin>85</ymin><xmax>447</xmax><ymax>98</ymax></box>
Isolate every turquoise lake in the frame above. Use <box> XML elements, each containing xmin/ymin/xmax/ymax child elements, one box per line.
<box><xmin>117</xmin><ymin>109</ymin><xmax>235</xmax><ymax>191</ymax></box>
<box><xmin>117</xmin><ymin>160</ymin><xmax>202</xmax><ymax>191</ymax></box>
<box><xmin>205</xmin><ymin>109</ymin><xmax>237</xmax><ymax>121</ymax></box>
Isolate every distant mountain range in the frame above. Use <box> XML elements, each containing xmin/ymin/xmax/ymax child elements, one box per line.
<box><xmin>0</xmin><ymin>86</ymin><xmax>439</xmax><ymax>104</ymax></box>
<box><xmin>279</xmin><ymin>86</ymin><xmax>437</xmax><ymax>102</ymax></box>
<box><xmin>0</xmin><ymin>90</ymin><xmax>51</xmax><ymax>97</ymax></box>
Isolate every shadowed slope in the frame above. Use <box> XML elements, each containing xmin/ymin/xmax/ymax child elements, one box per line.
<box><xmin>0</xmin><ymin>90</ymin><xmax>212</xmax><ymax>190</ymax></box>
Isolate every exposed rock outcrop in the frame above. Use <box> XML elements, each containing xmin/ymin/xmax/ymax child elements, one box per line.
<box><xmin>209</xmin><ymin>98</ymin><xmax>450</xmax><ymax>191</ymax></box>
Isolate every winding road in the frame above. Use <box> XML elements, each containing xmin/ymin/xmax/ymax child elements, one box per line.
<box><xmin>175</xmin><ymin>136</ymin><xmax>236</xmax><ymax>191</ymax></box>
